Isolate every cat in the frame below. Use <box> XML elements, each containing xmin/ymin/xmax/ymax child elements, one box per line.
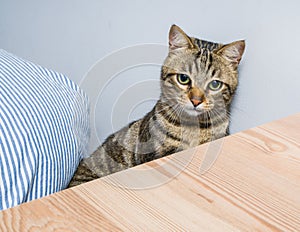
<box><xmin>68</xmin><ymin>25</ymin><xmax>245</xmax><ymax>187</ymax></box>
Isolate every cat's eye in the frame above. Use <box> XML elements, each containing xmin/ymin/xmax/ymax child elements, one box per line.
<box><xmin>208</xmin><ymin>80</ymin><xmax>223</xmax><ymax>91</ymax></box>
<box><xmin>177</xmin><ymin>74</ymin><xmax>191</xmax><ymax>85</ymax></box>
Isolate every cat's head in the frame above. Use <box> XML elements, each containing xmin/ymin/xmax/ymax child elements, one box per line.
<box><xmin>161</xmin><ymin>25</ymin><xmax>245</xmax><ymax>121</ymax></box>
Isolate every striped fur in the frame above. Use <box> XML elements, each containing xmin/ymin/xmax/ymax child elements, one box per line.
<box><xmin>68</xmin><ymin>25</ymin><xmax>245</xmax><ymax>187</ymax></box>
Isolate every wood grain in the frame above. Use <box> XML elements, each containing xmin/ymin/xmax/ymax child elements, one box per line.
<box><xmin>0</xmin><ymin>113</ymin><xmax>300</xmax><ymax>231</ymax></box>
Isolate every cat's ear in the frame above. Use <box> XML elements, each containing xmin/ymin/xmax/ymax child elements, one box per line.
<box><xmin>216</xmin><ymin>40</ymin><xmax>245</xmax><ymax>67</ymax></box>
<box><xmin>169</xmin><ymin>25</ymin><xmax>194</xmax><ymax>50</ymax></box>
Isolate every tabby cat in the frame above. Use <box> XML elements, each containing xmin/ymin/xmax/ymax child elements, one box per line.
<box><xmin>68</xmin><ymin>25</ymin><xmax>245</xmax><ymax>187</ymax></box>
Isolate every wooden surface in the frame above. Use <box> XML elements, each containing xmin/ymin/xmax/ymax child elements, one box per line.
<box><xmin>1</xmin><ymin>113</ymin><xmax>300</xmax><ymax>231</ymax></box>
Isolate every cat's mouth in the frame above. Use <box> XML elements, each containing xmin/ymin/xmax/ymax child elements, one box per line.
<box><xmin>185</xmin><ymin>105</ymin><xmax>210</xmax><ymax>117</ymax></box>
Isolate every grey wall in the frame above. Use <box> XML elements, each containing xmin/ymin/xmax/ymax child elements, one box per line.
<box><xmin>1</xmin><ymin>0</ymin><xmax>300</xmax><ymax>153</ymax></box>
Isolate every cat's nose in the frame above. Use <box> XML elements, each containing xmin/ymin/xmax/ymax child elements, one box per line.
<box><xmin>190</xmin><ymin>97</ymin><xmax>202</xmax><ymax>107</ymax></box>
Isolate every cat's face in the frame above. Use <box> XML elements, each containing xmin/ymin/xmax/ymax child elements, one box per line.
<box><xmin>161</xmin><ymin>25</ymin><xmax>245</xmax><ymax>120</ymax></box>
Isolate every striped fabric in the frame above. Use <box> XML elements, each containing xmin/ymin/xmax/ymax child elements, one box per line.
<box><xmin>0</xmin><ymin>49</ymin><xmax>90</xmax><ymax>210</ymax></box>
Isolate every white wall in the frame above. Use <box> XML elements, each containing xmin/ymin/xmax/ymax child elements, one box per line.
<box><xmin>1</xmin><ymin>0</ymin><xmax>300</xmax><ymax>153</ymax></box>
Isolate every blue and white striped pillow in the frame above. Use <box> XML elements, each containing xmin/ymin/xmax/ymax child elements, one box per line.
<box><xmin>0</xmin><ymin>49</ymin><xmax>90</xmax><ymax>210</ymax></box>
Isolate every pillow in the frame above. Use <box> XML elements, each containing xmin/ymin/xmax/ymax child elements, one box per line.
<box><xmin>0</xmin><ymin>49</ymin><xmax>90</xmax><ymax>210</ymax></box>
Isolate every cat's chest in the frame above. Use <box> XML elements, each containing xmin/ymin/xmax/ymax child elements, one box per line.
<box><xmin>179</xmin><ymin>122</ymin><xmax>228</xmax><ymax>149</ymax></box>
<box><xmin>180</xmin><ymin>127</ymin><xmax>211</xmax><ymax>149</ymax></box>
